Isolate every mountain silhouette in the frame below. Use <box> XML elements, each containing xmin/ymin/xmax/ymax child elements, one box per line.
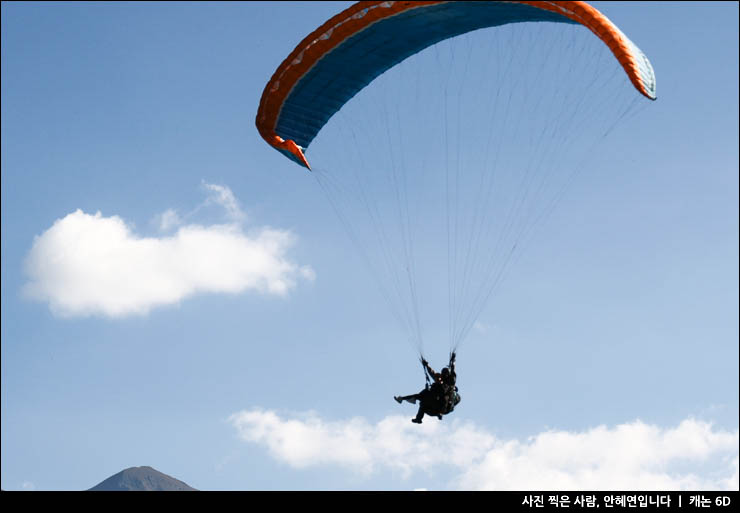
<box><xmin>88</xmin><ymin>466</ymin><xmax>197</xmax><ymax>491</ymax></box>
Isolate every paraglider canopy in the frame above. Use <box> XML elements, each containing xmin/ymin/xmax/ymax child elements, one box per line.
<box><xmin>256</xmin><ymin>1</ymin><xmax>656</xmax><ymax>170</ymax></box>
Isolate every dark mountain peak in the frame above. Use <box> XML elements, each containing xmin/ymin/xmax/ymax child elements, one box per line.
<box><xmin>89</xmin><ymin>466</ymin><xmax>197</xmax><ymax>491</ymax></box>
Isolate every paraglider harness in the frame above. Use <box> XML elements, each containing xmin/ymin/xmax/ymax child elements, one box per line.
<box><xmin>420</xmin><ymin>354</ymin><xmax>461</xmax><ymax>416</ymax></box>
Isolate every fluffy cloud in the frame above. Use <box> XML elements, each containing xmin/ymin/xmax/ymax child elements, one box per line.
<box><xmin>229</xmin><ymin>409</ymin><xmax>739</xmax><ymax>490</ymax></box>
<box><xmin>23</xmin><ymin>186</ymin><xmax>313</xmax><ymax>318</ymax></box>
<box><xmin>456</xmin><ymin>419</ymin><xmax>739</xmax><ymax>491</ymax></box>
<box><xmin>229</xmin><ymin>409</ymin><xmax>494</xmax><ymax>477</ymax></box>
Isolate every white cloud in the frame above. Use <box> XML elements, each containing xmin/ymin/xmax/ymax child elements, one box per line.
<box><xmin>23</xmin><ymin>203</ymin><xmax>314</xmax><ymax>318</ymax></box>
<box><xmin>203</xmin><ymin>182</ymin><xmax>245</xmax><ymax>223</ymax></box>
<box><xmin>21</xmin><ymin>481</ymin><xmax>35</xmax><ymax>491</ymax></box>
<box><xmin>156</xmin><ymin>208</ymin><xmax>182</xmax><ymax>232</ymax></box>
<box><xmin>154</xmin><ymin>183</ymin><xmax>244</xmax><ymax>231</ymax></box>
<box><xmin>229</xmin><ymin>409</ymin><xmax>739</xmax><ymax>490</ymax></box>
<box><xmin>229</xmin><ymin>409</ymin><xmax>490</xmax><ymax>477</ymax></box>
<box><xmin>457</xmin><ymin>419</ymin><xmax>739</xmax><ymax>491</ymax></box>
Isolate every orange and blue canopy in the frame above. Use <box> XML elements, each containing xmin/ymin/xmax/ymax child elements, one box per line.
<box><xmin>256</xmin><ymin>1</ymin><xmax>656</xmax><ymax>170</ymax></box>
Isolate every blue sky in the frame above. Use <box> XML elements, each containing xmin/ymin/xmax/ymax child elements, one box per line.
<box><xmin>1</xmin><ymin>1</ymin><xmax>738</xmax><ymax>491</ymax></box>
